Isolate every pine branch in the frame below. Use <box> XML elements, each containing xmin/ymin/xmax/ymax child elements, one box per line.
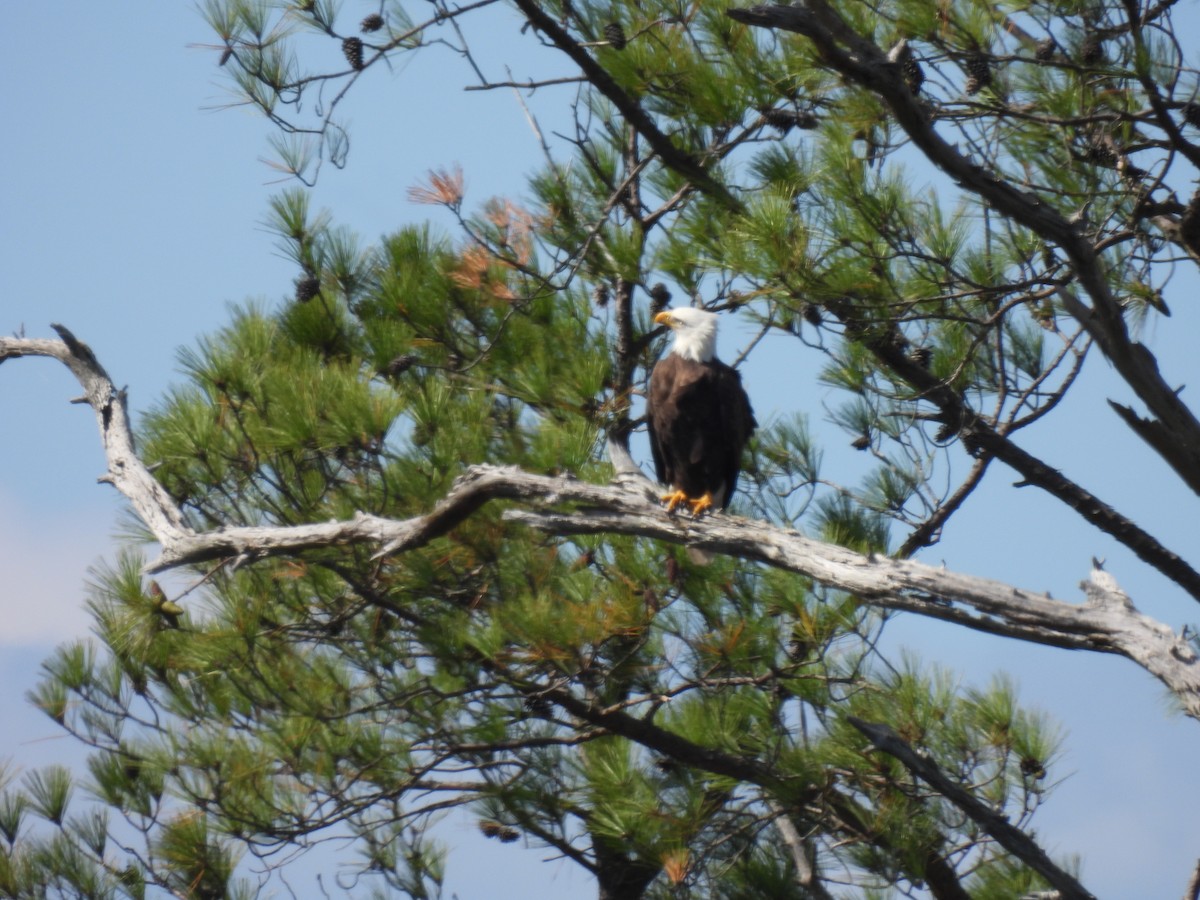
<box><xmin>536</xmin><ymin>673</ymin><xmax>967</xmax><ymax>897</ymax></box>
<box><xmin>847</xmin><ymin>717</ymin><xmax>1096</xmax><ymax>900</ymax></box>
<box><xmin>482</xmin><ymin>2</ymin><xmax>1200</xmax><ymax>606</ymax></box>
<box><xmin>726</xmin><ymin>1</ymin><xmax>1200</xmax><ymax>504</ymax></box>
<box><xmin>510</xmin><ymin>0</ymin><xmax>738</xmax><ymax>209</ymax></box>
<box><xmin>820</xmin><ymin>293</ymin><xmax>1200</xmax><ymax>602</ymax></box>
<box><xmin>5</xmin><ymin>328</ymin><xmax>1200</xmax><ymax>720</ymax></box>
<box><xmin>462</xmin><ymin>75</ymin><xmax>588</xmax><ymax>91</ymax></box>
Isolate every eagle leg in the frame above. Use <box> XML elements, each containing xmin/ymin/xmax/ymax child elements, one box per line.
<box><xmin>661</xmin><ymin>489</ymin><xmax>691</xmax><ymax>513</ymax></box>
<box><xmin>687</xmin><ymin>492</ymin><xmax>714</xmax><ymax>517</ymax></box>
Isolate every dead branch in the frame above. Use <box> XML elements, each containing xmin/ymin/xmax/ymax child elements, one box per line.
<box><xmin>4</xmin><ymin>327</ymin><xmax>1200</xmax><ymax>720</ymax></box>
<box><xmin>1183</xmin><ymin>857</ymin><xmax>1200</xmax><ymax>900</ymax></box>
<box><xmin>766</xmin><ymin>798</ymin><xmax>836</xmax><ymax>900</ymax></box>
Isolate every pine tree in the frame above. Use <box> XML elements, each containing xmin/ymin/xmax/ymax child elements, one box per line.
<box><xmin>5</xmin><ymin>1</ymin><xmax>1200</xmax><ymax>897</ymax></box>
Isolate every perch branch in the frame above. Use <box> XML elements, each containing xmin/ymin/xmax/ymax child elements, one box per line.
<box><xmin>0</xmin><ymin>325</ymin><xmax>189</xmax><ymax>541</ymax></box>
<box><xmin>4</xmin><ymin>329</ymin><xmax>1200</xmax><ymax>721</ymax></box>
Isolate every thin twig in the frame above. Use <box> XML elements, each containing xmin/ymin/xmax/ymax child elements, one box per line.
<box><xmin>465</xmin><ymin>75</ymin><xmax>587</xmax><ymax>91</ymax></box>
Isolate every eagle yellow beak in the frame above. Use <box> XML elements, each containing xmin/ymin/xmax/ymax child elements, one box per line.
<box><xmin>654</xmin><ymin>311</ymin><xmax>674</xmax><ymax>326</ymax></box>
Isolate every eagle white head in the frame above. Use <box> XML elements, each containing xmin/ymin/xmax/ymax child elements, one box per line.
<box><xmin>654</xmin><ymin>306</ymin><xmax>718</xmax><ymax>363</ymax></box>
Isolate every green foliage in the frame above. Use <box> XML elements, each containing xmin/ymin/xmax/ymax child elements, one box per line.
<box><xmin>156</xmin><ymin>812</ymin><xmax>240</xmax><ymax>899</ymax></box>
<box><xmin>22</xmin><ymin>769</ymin><xmax>71</xmax><ymax>829</ymax></box>
<box><xmin>17</xmin><ymin>0</ymin><xmax>1193</xmax><ymax>895</ymax></box>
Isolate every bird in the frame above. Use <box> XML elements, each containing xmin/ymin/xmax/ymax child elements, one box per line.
<box><xmin>647</xmin><ymin>307</ymin><xmax>756</xmax><ymax>521</ymax></box>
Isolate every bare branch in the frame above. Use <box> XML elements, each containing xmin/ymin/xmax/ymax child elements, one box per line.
<box><xmin>463</xmin><ymin>75</ymin><xmax>587</xmax><ymax>92</ymax></box>
<box><xmin>1183</xmin><ymin>857</ymin><xmax>1200</xmax><ymax>900</ymax></box>
<box><xmin>896</xmin><ymin>454</ymin><xmax>992</xmax><ymax>559</ymax></box>
<box><xmin>506</xmin><ymin>503</ymin><xmax>1200</xmax><ymax>716</ymax></box>
<box><xmin>765</xmin><ymin>798</ymin><xmax>836</xmax><ymax>900</ymax></box>
<box><xmin>0</xmin><ymin>325</ymin><xmax>190</xmax><ymax>542</ymax></box>
<box><xmin>6</xmin><ymin>329</ymin><xmax>1200</xmax><ymax>721</ymax></box>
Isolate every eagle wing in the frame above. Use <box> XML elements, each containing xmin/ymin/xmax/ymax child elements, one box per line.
<box><xmin>712</xmin><ymin>361</ymin><xmax>756</xmax><ymax>507</ymax></box>
<box><xmin>646</xmin><ymin>353</ymin><xmax>681</xmax><ymax>488</ymax></box>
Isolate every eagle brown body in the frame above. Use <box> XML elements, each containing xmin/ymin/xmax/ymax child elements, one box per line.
<box><xmin>647</xmin><ymin>308</ymin><xmax>756</xmax><ymax>517</ymax></box>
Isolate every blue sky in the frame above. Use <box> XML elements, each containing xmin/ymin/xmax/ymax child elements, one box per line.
<box><xmin>2</xmin><ymin>3</ymin><xmax>1199</xmax><ymax>897</ymax></box>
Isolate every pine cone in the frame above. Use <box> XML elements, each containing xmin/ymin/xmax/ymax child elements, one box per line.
<box><xmin>964</xmin><ymin>54</ymin><xmax>991</xmax><ymax>95</ymax></box>
<box><xmin>1120</xmin><ymin>162</ymin><xmax>1147</xmax><ymax>183</ymax></box>
<box><xmin>1085</xmin><ymin>138</ymin><xmax>1117</xmax><ymax>167</ymax></box>
<box><xmin>384</xmin><ymin>354</ymin><xmax>416</xmax><ymax>378</ymax></box>
<box><xmin>295</xmin><ymin>275</ymin><xmax>321</xmax><ymax>303</ymax></box>
<box><xmin>934</xmin><ymin>422</ymin><xmax>957</xmax><ymax>444</ymax></box>
<box><xmin>523</xmin><ymin>694</ymin><xmax>552</xmax><ymax>714</ymax></box>
<box><xmin>360</xmin><ymin>13</ymin><xmax>384</xmax><ymax>32</ymax></box>
<box><xmin>793</xmin><ymin>110</ymin><xmax>818</xmax><ymax>129</ymax></box>
<box><xmin>1035</xmin><ymin>37</ymin><xmax>1056</xmax><ymax>60</ymax></box>
<box><xmin>642</xmin><ymin>586</ymin><xmax>659</xmax><ymax>612</ymax></box>
<box><xmin>603</xmin><ymin>22</ymin><xmax>627</xmax><ymax>50</ymax></box>
<box><xmin>665</xmin><ymin>556</ymin><xmax>681</xmax><ymax>586</ymax></box>
<box><xmin>1079</xmin><ymin>33</ymin><xmax>1102</xmax><ymax>64</ymax></box>
<box><xmin>1020</xmin><ymin>756</ymin><xmax>1047</xmax><ymax>779</ymax></box>
<box><xmin>1183</xmin><ymin>102</ymin><xmax>1200</xmax><ymax>128</ymax></box>
<box><xmin>961</xmin><ymin>430</ymin><xmax>985</xmax><ymax>458</ymax></box>
<box><xmin>342</xmin><ymin>36</ymin><xmax>365</xmax><ymax>70</ymax></box>
<box><xmin>592</xmin><ymin>283</ymin><xmax>610</xmax><ymax>308</ymax></box>
<box><xmin>763</xmin><ymin>107</ymin><xmax>798</xmax><ymax>133</ymax></box>
<box><xmin>762</xmin><ymin>107</ymin><xmax>819</xmax><ymax>133</ymax></box>
<box><xmin>649</xmin><ymin>283</ymin><xmax>671</xmax><ymax>313</ymax></box>
<box><xmin>802</xmin><ymin>304</ymin><xmax>822</xmax><ymax>327</ymax></box>
<box><xmin>1180</xmin><ymin>190</ymin><xmax>1200</xmax><ymax>256</ymax></box>
<box><xmin>902</xmin><ymin>56</ymin><xmax>924</xmax><ymax>95</ymax></box>
<box><xmin>1034</xmin><ymin>300</ymin><xmax>1056</xmax><ymax>330</ymax></box>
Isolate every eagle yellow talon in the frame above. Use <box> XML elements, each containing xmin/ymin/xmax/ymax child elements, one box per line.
<box><xmin>661</xmin><ymin>490</ymin><xmax>690</xmax><ymax>513</ymax></box>
<box><xmin>660</xmin><ymin>490</ymin><xmax>715</xmax><ymax>517</ymax></box>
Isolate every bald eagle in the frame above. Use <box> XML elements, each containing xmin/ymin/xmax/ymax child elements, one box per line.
<box><xmin>647</xmin><ymin>307</ymin><xmax>756</xmax><ymax>518</ymax></box>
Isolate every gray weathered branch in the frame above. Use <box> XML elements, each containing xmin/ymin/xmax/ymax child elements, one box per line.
<box><xmin>765</xmin><ymin>798</ymin><xmax>836</xmax><ymax>900</ymax></box>
<box><xmin>4</xmin><ymin>328</ymin><xmax>1200</xmax><ymax>720</ymax></box>
<box><xmin>1</xmin><ymin>325</ymin><xmax>190</xmax><ymax>541</ymax></box>
<box><xmin>1183</xmin><ymin>856</ymin><xmax>1200</xmax><ymax>900</ymax></box>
